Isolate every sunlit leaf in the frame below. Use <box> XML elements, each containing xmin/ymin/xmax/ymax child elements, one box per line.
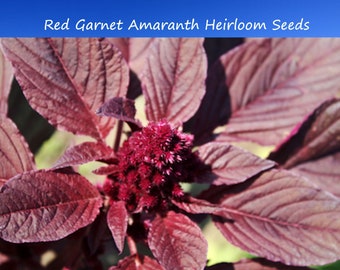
<box><xmin>172</xmin><ymin>196</ymin><xmax>223</xmax><ymax>215</ymax></box>
<box><xmin>184</xmin><ymin>60</ymin><xmax>231</xmax><ymax>144</ymax></box>
<box><xmin>142</xmin><ymin>38</ymin><xmax>207</xmax><ymax>123</ymax></box>
<box><xmin>216</xmin><ymin>39</ymin><xmax>340</xmax><ymax>146</ymax></box>
<box><xmin>0</xmin><ymin>117</ymin><xmax>34</xmax><ymax>181</ymax></box>
<box><xmin>269</xmin><ymin>98</ymin><xmax>340</xmax><ymax>168</ymax></box>
<box><xmin>107</xmin><ymin>38</ymin><xmax>154</xmax><ymax>76</ymax></box>
<box><xmin>204</xmin><ymin>169</ymin><xmax>340</xmax><ymax>266</ymax></box>
<box><xmin>108</xmin><ymin>38</ymin><xmax>155</xmax><ymax>99</ymax></box>
<box><xmin>53</xmin><ymin>141</ymin><xmax>115</xmax><ymax>169</ymax></box>
<box><xmin>96</xmin><ymin>97</ymin><xmax>142</xmax><ymax>127</ymax></box>
<box><xmin>148</xmin><ymin>211</ymin><xmax>208</xmax><ymax>270</ymax></box>
<box><xmin>1</xmin><ymin>38</ymin><xmax>129</xmax><ymax>139</ymax></box>
<box><xmin>291</xmin><ymin>152</ymin><xmax>340</xmax><ymax>198</ymax></box>
<box><xmin>107</xmin><ymin>200</ymin><xmax>128</xmax><ymax>253</ymax></box>
<box><xmin>198</xmin><ymin>142</ymin><xmax>275</xmax><ymax>185</ymax></box>
<box><xmin>268</xmin><ymin>98</ymin><xmax>340</xmax><ymax>198</ymax></box>
<box><xmin>0</xmin><ymin>48</ymin><xmax>13</xmax><ymax>115</ymax></box>
<box><xmin>0</xmin><ymin>170</ymin><xmax>102</xmax><ymax>243</ymax></box>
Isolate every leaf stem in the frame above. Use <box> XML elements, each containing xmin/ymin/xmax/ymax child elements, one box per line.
<box><xmin>127</xmin><ymin>236</ymin><xmax>142</xmax><ymax>266</ymax></box>
<box><xmin>113</xmin><ymin>120</ymin><xmax>123</xmax><ymax>152</ymax></box>
<box><xmin>127</xmin><ymin>235</ymin><xmax>138</xmax><ymax>255</ymax></box>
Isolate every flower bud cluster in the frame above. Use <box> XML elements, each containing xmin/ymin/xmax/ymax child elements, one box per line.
<box><xmin>104</xmin><ymin>120</ymin><xmax>196</xmax><ymax>212</ymax></box>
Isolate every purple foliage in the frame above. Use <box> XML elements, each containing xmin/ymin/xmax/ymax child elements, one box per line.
<box><xmin>0</xmin><ymin>38</ymin><xmax>339</xmax><ymax>269</ymax></box>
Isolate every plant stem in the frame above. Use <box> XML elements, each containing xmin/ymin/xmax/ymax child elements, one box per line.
<box><xmin>127</xmin><ymin>235</ymin><xmax>137</xmax><ymax>255</ymax></box>
<box><xmin>127</xmin><ymin>235</ymin><xmax>142</xmax><ymax>266</ymax></box>
<box><xmin>113</xmin><ymin>120</ymin><xmax>123</xmax><ymax>152</ymax></box>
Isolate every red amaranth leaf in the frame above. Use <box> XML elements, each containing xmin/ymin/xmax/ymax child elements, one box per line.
<box><xmin>107</xmin><ymin>38</ymin><xmax>154</xmax><ymax>76</ymax></box>
<box><xmin>0</xmin><ymin>170</ymin><xmax>102</xmax><ymax>243</ymax></box>
<box><xmin>0</xmin><ymin>117</ymin><xmax>34</xmax><ymax>180</ymax></box>
<box><xmin>109</xmin><ymin>255</ymin><xmax>164</xmax><ymax>270</ymax></box>
<box><xmin>291</xmin><ymin>152</ymin><xmax>340</xmax><ymax>198</ymax></box>
<box><xmin>197</xmin><ymin>142</ymin><xmax>275</xmax><ymax>185</ymax></box>
<box><xmin>0</xmin><ymin>48</ymin><xmax>13</xmax><ymax>115</ymax></box>
<box><xmin>269</xmin><ymin>98</ymin><xmax>340</xmax><ymax>168</ymax></box>
<box><xmin>205</xmin><ymin>258</ymin><xmax>309</xmax><ymax>270</ymax></box>
<box><xmin>107</xmin><ymin>201</ymin><xmax>128</xmax><ymax>253</ymax></box>
<box><xmin>267</xmin><ymin>99</ymin><xmax>340</xmax><ymax>198</ymax></box>
<box><xmin>148</xmin><ymin>211</ymin><xmax>207</xmax><ymax>270</ymax></box>
<box><xmin>93</xmin><ymin>164</ymin><xmax>119</xmax><ymax>175</ymax></box>
<box><xmin>183</xmin><ymin>60</ymin><xmax>231</xmax><ymax>144</ymax></box>
<box><xmin>142</xmin><ymin>38</ymin><xmax>207</xmax><ymax>123</ymax></box>
<box><xmin>92</xmin><ymin>164</ymin><xmax>119</xmax><ymax>175</ymax></box>
<box><xmin>172</xmin><ymin>196</ymin><xmax>223</xmax><ymax>215</ymax></box>
<box><xmin>203</xmin><ymin>38</ymin><xmax>245</xmax><ymax>67</ymax></box>
<box><xmin>184</xmin><ymin>39</ymin><xmax>244</xmax><ymax>143</ymax></box>
<box><xmin>96</xmin><ymin>97</ymin><xmax>142</xmax><ymax>127</ymax></box>
<box><xmin>0</xmin><ymin>38</ymin><xmax>129</xmax><ymax>139</ymax></box>
<box><xmin>107</xmin><ymin>38</ymin><xmax>156</xmax><ymax>100</ymax></box>
<box><xmin>216</xmin><ymin>39</ymin><xmax>340</xmax><ymax>146</ymax></box>
<box><xmin>53</xmin><ymin>141</ymin><xmax>116</xmax><ymax>169</ymax></box>
<box><xmin>205</xmin><ymin>169</ymin><xmax>340</xmax><ymax>266</ymax></box>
